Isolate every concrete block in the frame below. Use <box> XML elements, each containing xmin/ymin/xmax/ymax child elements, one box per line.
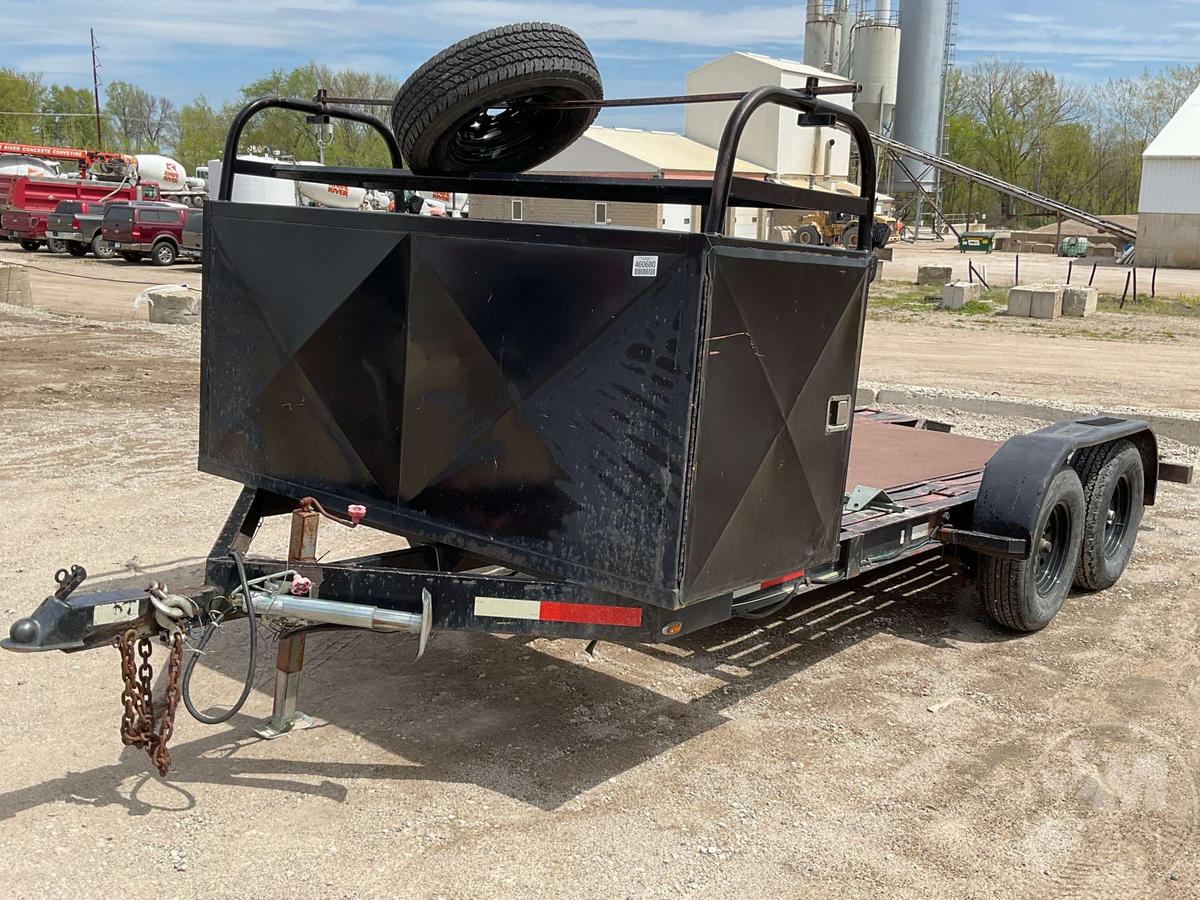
<box><xmin>136</xmin><ymin>284</ymin><xmax>200</xmax><ymax>325</ymax></box>
<box><xmin>1030</xmin><ymin>242</ymin><xmax>1055</xmax><ymax>255</ymax></box>
<box><xmin>1086</xmin><ymin>245</ymin><xmax>1116</xmax><ymax>260</ymax></box>
<box><xmin>917</xmin><ymin>265</ymin><xmax>953</xmax><ymax>286</ymax></box>
<box><xmin>1007</xmin><ymin>286</ymin><xmax>1033</xmax><ymax>317</ymax></box>
<box><xmin>941</xmin><ymin>281</ymin><xmax>982</xmax><ymax>309</ymax></box>
<box><xmin>1063</xmin><ymin>286</ymin><xmax>1098</xmax><ymax>317</ymax></box>
<box><xmin>1029</xmin><ymin>285</ymin><xmax>1064</xmax><ymax>319</ymax></box>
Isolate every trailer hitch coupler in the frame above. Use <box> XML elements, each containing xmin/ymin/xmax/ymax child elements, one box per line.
<box><xmin>9</xmin><ymin>616</ymin><xmax>39</xmax><ymax>647</ymax></box>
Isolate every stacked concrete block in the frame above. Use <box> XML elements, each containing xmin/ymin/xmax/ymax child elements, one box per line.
<box><xmin>1007</xmin><ymin>283</ymin><xmax>1064</xmax><ymax>318</ymax></box>
<box><xmin>941</xmin><ymin>281</ymin><xmax>981</xmax><ymax>309</ymax></box>
<box><xmin>1030</xmin><ymin>242</ymin><xmax>1056</xmax><ymax>255</ymax></box>
<box><xmin>917</xmin><ymin>265</ymin><xmax>953</xmax><ymax>286</ymax></box>
<box><xmin>0</xmin><ymin>264</ymin><xmax>33</xmax><ymax>307</ymax></box>
<box><xmin>1062</xmin><ymin>286</ymin><xmax>1098</xmax><ymax>317</ymax></box>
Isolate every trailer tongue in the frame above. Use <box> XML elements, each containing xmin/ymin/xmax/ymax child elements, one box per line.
<box><xmin>2</xmin><ymin>70</ymin><xmax>1190</xmax><ymax>776</ymax></box>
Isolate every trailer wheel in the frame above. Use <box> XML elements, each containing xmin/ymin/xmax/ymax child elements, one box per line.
<box><xmin>795</xmin><ymin>225</ymin><xmax>823</xmax><ymax>245</ymax></box>
<box><xmin>1072</xmin><ymin>440</ymin><xmax>1144</xmax><ymax>591</ymax></box>
<box><xmin>91</xmin><ymin>236</ymin><xmax>116</xmax><ymax>259</ymax></box>
<box><xmin>18</xmin><ymin>239</ymin><xmax>40</xmax><ymax>252</ymax></box>
<box><xmin>979</xmin><ymin>466</ymin><xmax>1085</xmax><ymax>632</ymax></box>
<box><xmin>66</xmin><ymin>241</ymin><xmax>89</xmax><ymax>257</ymax></box>
<box><xmin>390</xmin><ymin>23</ymin><xmax>603</xmax><ymax>174</ymax></box>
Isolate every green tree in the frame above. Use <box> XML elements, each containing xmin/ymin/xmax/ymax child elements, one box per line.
<box><xmin>0</xmin><ymin>68</ymin><xmax>46</xmax><ymax>143</ymax></box>
<box><xmin>234</xmin><ymin>64</ymin><xmax>398</xmax><ymax>166</ymax></box>
<box><xmin>175</xmin><ymin>96</ymin><xmax>229</xmax><ymax>171</ymax></box>
<box><xmin>43</xmin><ymin>84</ymin><xmax>100</xmax><ymax>148</ymax></box>
<box><xmin>103</xmin><ymin>80</ymin><xmax>179</xmax><ymax>153</ymax></box>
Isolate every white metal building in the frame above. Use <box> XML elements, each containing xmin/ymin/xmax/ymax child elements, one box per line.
<box><xmin>683</xmin><ymin>52</ymin><xmax>855</xmax><ymax>184</ymax></box>
<box><xmin>468</xmin><ymin>126</ymin><xmax>769</xmax><ymax>235</ymax></box>
<box><xmin>1137</xmin><ymin>83</ymin><xmax>1200</xmax><ymax>268</ymax></box>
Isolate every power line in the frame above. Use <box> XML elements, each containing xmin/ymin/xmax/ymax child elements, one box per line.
<box><xmin>0</xmin><ymin>110</ymin><xmax>163</xmax><ymax>122</ymax></box>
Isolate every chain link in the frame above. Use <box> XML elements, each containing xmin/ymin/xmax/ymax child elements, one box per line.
<box><xmin>116</xmin><ymin>629</ymin><xmax>185</xmax><ymax>776</ymax></box>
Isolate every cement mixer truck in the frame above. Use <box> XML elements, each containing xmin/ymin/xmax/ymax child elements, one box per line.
<box><xmin>130</xmin><ymin>155</ymin><xmax>207</xmax><ymax>206</ymax></box>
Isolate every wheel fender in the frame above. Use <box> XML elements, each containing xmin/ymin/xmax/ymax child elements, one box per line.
<box><xmin>973</xmin><ymin>417</ymin><xmax>1158</xmax><ymax>546</ymax></box>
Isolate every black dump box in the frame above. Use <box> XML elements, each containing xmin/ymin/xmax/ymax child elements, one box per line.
<box><xmin>200</xmin><ymin>205</ymin><xmax>871</xmax><ymax>609</ymax></box>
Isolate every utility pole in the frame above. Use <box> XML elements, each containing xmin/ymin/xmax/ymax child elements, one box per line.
<box><xmin>90</xmin><ymin>28</ymin><xmax>104</xmax><ymax>148</ymax></box>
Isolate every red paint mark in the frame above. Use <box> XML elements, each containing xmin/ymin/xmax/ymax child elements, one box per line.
<box><xmin>539</xmin><ymin>601</ymin><xmax>643</xmax><ymax>627</ymax></box>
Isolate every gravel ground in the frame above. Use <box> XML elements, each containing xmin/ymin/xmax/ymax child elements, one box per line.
<box><xmin>0</xmin><ymin>302</ymin><xmax>1196</xmax><ymax>899</ymax></box>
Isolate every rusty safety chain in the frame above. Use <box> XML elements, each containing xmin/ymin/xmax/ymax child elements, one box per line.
<box><xmin>117</xmin><ymin>628</ymin><xmax>185</xmax><ymax>776</ymax></box>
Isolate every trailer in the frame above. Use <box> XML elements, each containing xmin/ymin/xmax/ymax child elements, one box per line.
<box><xmin>2</xmin><ymin>60</ymin><xmax>1192</xmax><ymax>776</ymax></box>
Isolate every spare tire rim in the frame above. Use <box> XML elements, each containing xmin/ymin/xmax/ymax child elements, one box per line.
<box><xmin>1035</xmin><ymin>501</ymin><xmax>1072</xmax><ymax>596</ymax></box>
<box><xmin>1103</xmin><ymin>474</ymin><xmax>1133</xmax><ymax>558</ymax></box>
<box><xmin>448</xmin><ymin>97</ymin><xmax>571</xmax><ymax>169</ymax></box>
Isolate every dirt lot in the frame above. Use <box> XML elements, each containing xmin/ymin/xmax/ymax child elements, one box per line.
<box><xmin>0</xmin><ymin>266</ymin><xmax>1198</xmax><ymax>897</ymax></box>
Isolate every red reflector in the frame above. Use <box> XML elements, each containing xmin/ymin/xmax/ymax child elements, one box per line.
<box><xmin>760</xmin><ymin>569</ymin><xmax>805</xmax><ymax>589</ymax></box>
<box><xmin>539</xmin><ymin>601</ymin><xmax>642</xmax><ymax>627</ymax></box>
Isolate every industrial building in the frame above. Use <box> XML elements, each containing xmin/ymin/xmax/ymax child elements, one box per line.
<box><xmin>1137</xmin><ymin>82</ymin><xmax>1200</xmax><ymax>269</ymax></box>
<box><xmin>467</xmin><ymin>125</ymin><xmax>769</xmax><ymax>234</ymax></box>
<box><xmin>683</xmin><ymin>53</ymin><xmax>855</xmax><ymax>184</ymax></box>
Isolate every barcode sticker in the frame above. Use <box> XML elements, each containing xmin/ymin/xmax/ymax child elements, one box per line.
<box><xmin>632</xmin><ymin>255</ymin><xmax>659</xmax><ymax>277</ymax></box>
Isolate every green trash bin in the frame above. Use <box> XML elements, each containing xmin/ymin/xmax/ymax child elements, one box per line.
<box><xmin>958</xmin><ymin>231</ymin><xmax>996</xmax><ymax>253</ymax></box>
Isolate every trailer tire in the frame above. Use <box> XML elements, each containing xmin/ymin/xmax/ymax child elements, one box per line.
<box><xmin>91</xmin><ymin>236</ymin><xmax>116</xmax><ymax>259</ymax></box>
<box><xmin>18</xmin><ymin>240</ymin><xmax>40</xmax><ymax>252</ymax></box>
<box><xmin>66</xmin><ymin>241</ymin><xmax>89</xmax><ymax>257</ymax></box>
<box><xmin>390</xmin><ymin>22</ymin><xmax>603</xmax><ymax>175</ymax></box>
<box><xmin>979</xmin><ymin>466</ymin><xmax>1084</xmax><ymax>632</ymax></box>
<box><xmin>1071</xmin><ymin>440</ymin><xmax>1144</xmax><ymax>591</ymax></box>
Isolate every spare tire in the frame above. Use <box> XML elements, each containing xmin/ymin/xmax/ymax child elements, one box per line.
<box><xmin>391</xmin><ymin>22</ymin><xmax>603</xmax><ymax>175</ymax></box>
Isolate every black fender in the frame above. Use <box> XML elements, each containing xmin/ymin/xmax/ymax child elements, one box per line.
<box><xmin>972</xmin><ymin>417</ymin><xmax>1158</xmax><ymax>548</ymax></box>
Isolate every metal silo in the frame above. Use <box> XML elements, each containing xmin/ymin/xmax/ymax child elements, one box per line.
<box><xmin>804</xmin><ymin>0</ymin><xmax>844</xmax><ymax>73</ymax></box>
<box><xmin>892</xmin><ymin>0</ymin><xmax>953</xmax><ymax>191</ymax></box>
<box><xmin>849</xmin><ymin>8</ymin><xmax>901</xmax><ymax>135</ymax></box>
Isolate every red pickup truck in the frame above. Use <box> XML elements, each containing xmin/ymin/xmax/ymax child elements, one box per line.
<box><xmin>0</xmin><ymin>175</ymin><xmax>158</xmax><ymax>251</ymax></box>
<box><xmin>102</xmin><ymin>201</ymin><xmax>194</xmax><ymax>266</ymax></box>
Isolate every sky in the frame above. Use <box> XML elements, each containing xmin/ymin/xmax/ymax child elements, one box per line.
<box><xmin>4</xmin><ymin>0</ymin><xmax>1199</xmax><ymax>131</ymax></box>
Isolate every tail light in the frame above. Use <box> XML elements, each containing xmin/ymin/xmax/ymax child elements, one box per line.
<box><xmin>72</xmin><ymin>217</ymin><xmax>80</xmax><ymax>229</ymax></box>
<box><xmin>132</xmin><ymin>227</ymin><xmax>141</xmax><ymax>238</ymax></box>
